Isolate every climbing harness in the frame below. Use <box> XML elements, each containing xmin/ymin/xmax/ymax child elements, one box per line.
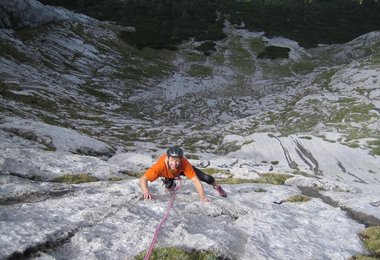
<box><xmin>144</xmin><ymin>177</ymin><xmax>182</xmax><ymax>260</ymax></box>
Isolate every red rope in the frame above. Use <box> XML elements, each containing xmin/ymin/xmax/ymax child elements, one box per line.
<box><xmin>144</xmin><ymin>177</ymin><xmax>182</xmax><ymax>260</ymax></box>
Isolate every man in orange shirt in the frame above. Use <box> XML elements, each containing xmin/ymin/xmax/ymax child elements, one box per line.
<box><xmin>140</xmin><ymin>146</ymin><xmax>227</xmax><ymax>202</ymax></box>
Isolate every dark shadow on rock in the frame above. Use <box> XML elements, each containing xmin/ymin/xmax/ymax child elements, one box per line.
<box><xmin>298</xmin><ymin>186</ymin><xmax>380</xmax><ymax>227</ymax></box>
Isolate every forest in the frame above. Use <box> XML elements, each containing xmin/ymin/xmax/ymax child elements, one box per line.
<box><xmin>38</xmin><ymin>0</ymin><xmax>380</xmax><ymax>49</ymax></box>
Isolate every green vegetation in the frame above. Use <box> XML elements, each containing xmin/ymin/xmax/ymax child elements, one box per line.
<box><xmin>108</xmin><ymin>177</ymin><xmax>123</xmax><ymax>181</ymax></box>
<box><xmin>218</xmin><ymin>173</ymin><xmax>292</xmax><ymax>185</ymax></box>
<box><xmin>15</xmin><ymin>24</ymin><xmax>52</xmax><ymax>42</ymax></box>
<box><xmin>195</xmin><ymin>41</ymin><xmax>217</xmax><ymax>56</ymax></box>
<box><xmin>267</xmin><ymin>108</ymin><xmax>325</xmax><ymax>136</ymax></box>
<box><xmin>218</xmin><ymin>140</ymin><xmax>243</xmax><ymax>155</ymax></box>
<box><xmin>135</xmin><ymin>247</ymin><xmax>219</xmax><ymax>260</ymax></box>
<box><xmin>368</xmin><ymin>140</ymin><xmax>380</xmax><ymax>156</ymax></box>
<box><xmin>229</xmin><ymin>37</ymin><xmax>256</xmax><ymax>75</ymax></box>
<box><xmin>112</xmin><ymin>39</ymin><xmax>175</xmax><ymax>81</ymax></box>
<box><xmin>217</xmin><ymin>178</ymin><xmax>253</xmax><ymax>185</ymax></box>
<box><xmin>0</xmin><ymin>40</ymin><xmax>32</xmax><ymax>63</ymax></box>
<box><xmin>122</xmin><ymin>171</ymin><xmax>145</xmax><ymax>178</ymax></box>
<box><xmin>51</xmin><ymin>173</ymin><xmax>99</xmax><ymax>184</ymax></box>
<box><xmin>40</xmin><ymin>0</ymin><xmax>380</xmax><ymax>50</ymax></box>
<box><xmin>291</xmin><ymin>61</ymin><xmax>316</xmax><ymax>74</ymax></box>
<box><xmin>249</xmin><ymin>37</ymin><xmax>266</xmax><ymax>55</ymax></box>
<box><xmin>262</xmin><ymin>63</ymin><xmax>292</xmax><ymax>79</ymax></box>
<box><xmin>81</xmin><ymin>85</ymin><xmax>114</xmax><ymax>102</ymax></box>
<box><xmin>255</xmin><ymin>188</ymin><xmax>267</xmax><ymax>192</ymax></box>
<box><xmin>286</xmin><ymin>194</ymin><xmax>311</xmax><ymax>202</ymax></box>
<box><xmin>228</xmin><ymin>0</ymin><xmax>380</xmax><ymax>48</ymax></box>
<box><xmin>183</xmin><ymin>51</ymin><xmax>207</xmax><ymax>62</ymax></box>
<box><xmin>354</xmin><ymin>226</ymin><xmax>380</xmax><ymax>259</ymax></box>
<box><xmin>366</xmin><ymin>37</ymin><xmax>380</xmax><ymax>64</ymax></box>
<box><xmin>200</xmin><ymin>168</ymin><xmax>231</xmax><ymax>176</ymax></box>
<box><xmin>186</xmin><ymin>64</ymin><xmax>213</xmax><ymax>78</ymax></box>
<box><xmin>329</xmin><ymin>98</ymin><xmax>376</xmax><ymax>124</ymax></box>
<box><xmin>314</xmin><ymin>69</ymin><xmax>338</xmax><ymax>91</ymax></box>
<box><xmin>255</xmin><ymin>173</ymin><xmax>293</xmax><ymax>185</ymax></box>
<box><xmin>264</xmin><ymin>93</ymin><xmax>379</xmax><ymax>146</ymax></box>
<box><xmin>0</xmin><ymin>83</ymin><xmax>59</xmax><ymax>113</ymax></box>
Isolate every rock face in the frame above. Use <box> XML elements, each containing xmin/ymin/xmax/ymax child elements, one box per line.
<box><xmin>0</xmin><ymin>0</ymin><xmax>94</xmax><ymax>28</ymax></box>
<box><xmin>0</xmin><ymin>117</ymin><xmax>379</xmax><ymax>259</ymax></box>
<box><xmin>0</xmin><ymin>178</ymin><xmax>367</xmax><ymax>260</ymax></box>
<box><xmin>0</xmin><ymin>0</ymin><xmax>380</xmax><ymax>259</ymax></box>
<box><xmin>1</xmin><ymin>117</ymin><xmax>115</xmax><ymax>156</ymax></box>
<box><xmin>0</xmin><ymin>117</ymin><xmax>120</xmax><ymax>182</ymax></box>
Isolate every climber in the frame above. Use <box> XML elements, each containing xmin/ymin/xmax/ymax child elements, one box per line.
<box><xmin>139</xmin><ymin>146</ymin><xmax>227</xmax><ymax>202</ymax></box>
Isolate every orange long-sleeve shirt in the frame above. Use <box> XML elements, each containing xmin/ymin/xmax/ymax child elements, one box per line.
<box><xmin>144</xmin><ymin>154</ymin><xmax>196</xmax><ymax>182</ymax></box>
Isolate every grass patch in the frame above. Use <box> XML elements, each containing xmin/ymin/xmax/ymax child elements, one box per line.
<box><xmin>356</xmin><ymin>226</ymin><xmax>380</xmax><ymax>258</ymax></box>
<box><xmin>183</xmin><ymin>51</ymin><xmax>207</xmax><ymax>62</ymax></box>
<box><xmin>347</xmin><ymin>142</ymin><xmax>360</xmax><ymax>149</ymax></box>
<box><xmin>0</xmin><ymin>40</ymin><xmax>32</xmax><ymax>63</ymax></box>
<box><xmin>0</xmin><ymin>86</ymin><xmax>59</xmax><ymax>113</ymax></box>
<box><xmin>218</xmin><ymin>173</ymin><xmax>292</xmax><ymax>185</ymax></box>
<box><xmin>200</xmin><ymin>168</ymin><xmax>231</xmax><ymax>176</ymax></box>
<box><xmin>135</xmin><ymin>247</ymin><xmax>219</xmax><ymax>260</ymax></box>
<box><xmin>15</xmin><ymin>27</ymin><xmax>44</xmax><ymax>41</ymax></box>
<box><xmin>81</xmin><ymin>85</ymin><xmax>114</xmax><ymax>102</ymax></box>
<box><xmin>218</xmin><ymin>178</ymin><xmax>258</xmax><ymax>185</ymax></box>
<box><xmin>122</xmin><ymin>171</ymin><xmax>144</xmax><ymax>178</ymax></box>
<box><xmin>329</xmin><ymin>101</ymin><xmax>376</xmax><ymax>124</ymax></box>
<box><xmin>108</xmin><ymin>177</ymin><xmax>123</xmax><ymax>181</ymax></box>
<box><xmin>195</xmin><ymin>41</ymin><xmax>216</xmax><ymax>56</ymax></box>
<box><xmin>211</xmin><ymin>51</ymin><xmax>226</xmax><ymax>65</ymax></box>
<box><xmin>218</xmin><ymin>140</ymin><xmax>242</xmax><ymax>155</ymax></box>
<box><xmin>229</xmin><ymin>37</ymin><xmax>256</xmax><ymax>75</ymax></box>
<box><xmin>255</xmin><ymin>188</ymin><xmax>267</xmax><ymax>192</ymax></box>
<box><xmin>266</xmin><ymin>95</ymin><xmax>378</xmax><ymax>140</ymax></box>
<box><xmin>368</xmin><ymin>140</ymin><xmax>380</xmax><ymax>156</ymax></box>
<box><xmin>291</xmin><ymin>61</ymin><xmax>316</xmax><ymax>74</ymax></box>
<box><xmin>113</xmin><ymin>39</ymin><xmax>175</xmax><ymax>81</ymax></box>
<box><xmin>255</xmin><ymin>173</ymin><xmax>293</xmax><ymax>185</ymax></box>
<box><xmin>269</xmin><ymin>109</ymin><xmax>325</xmax><ymax>136</ymax></box>
<box><xmin>286</xmin><ymin>194</ymin><xmax>311</xmax><ymax>203</ymax></box>
<box><xmin>314</xmin><ymin>69</ymin><xmax>337</xmax><ymax>91</ymax></box>
<box><xmin>51</xmin><ymin>173</ymin><xmax>99</xmax><ymax>184</ymax></box>
<box><xmin>186</xmin><ymin>64</ymin><xmax>213</xmax><ymax>78</ymax></box>
<box><xmin>249</xmin><ymin>37</ymin><xmax>266</xmax><ymax>55</ymax></box>
<box><xmin>262</xmin><ymin>63</ymin><xmax>292</xmax><ymax>79</ymax></box>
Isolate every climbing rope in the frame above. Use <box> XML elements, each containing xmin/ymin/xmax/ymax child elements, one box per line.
<box><xmin>144</xmin><ymin>177</ymin><xmax>182</xmax><ymax>260</ymax></box>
